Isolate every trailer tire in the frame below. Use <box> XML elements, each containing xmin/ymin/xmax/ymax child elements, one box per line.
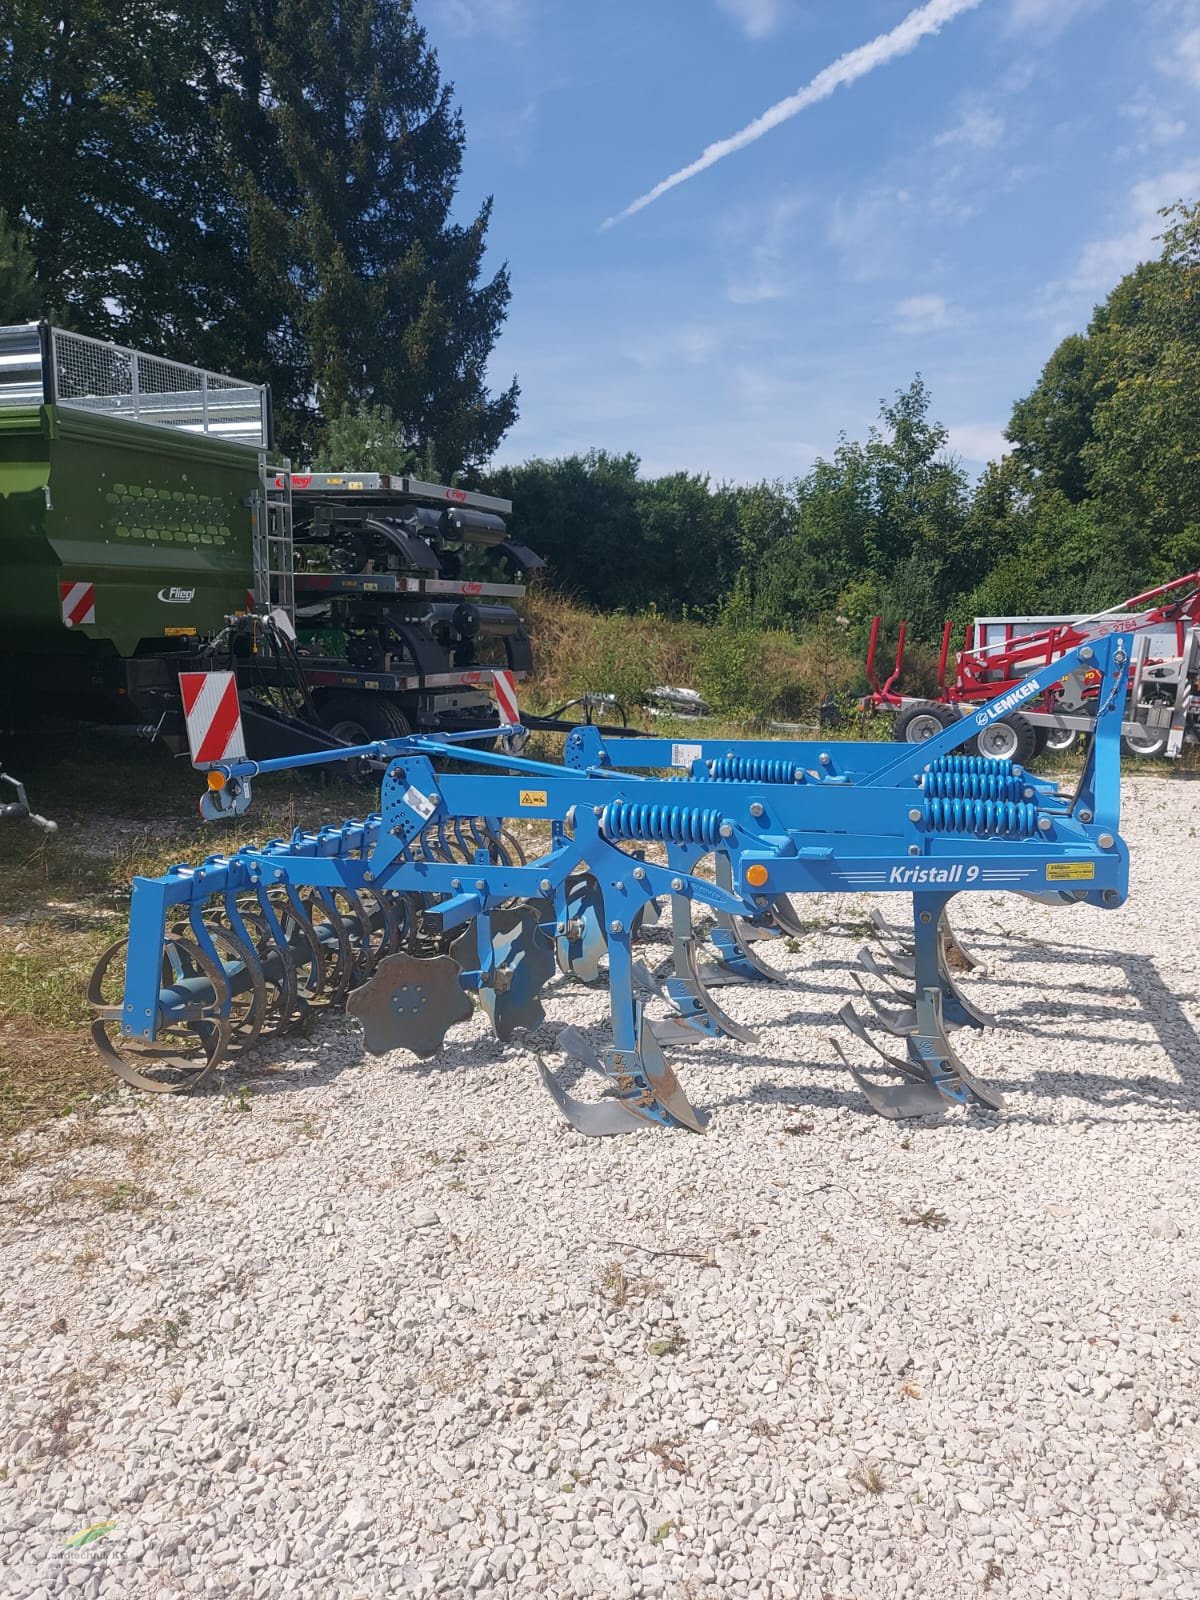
<box><xmin>1121</xmin><ymin>726</ymin><xmax>1169</xmax><ymax>759</ymax></box>
<box><xmin>972</xmin><ymin>714</ymin><xmax>1038</xmax><ymax>765</ymax></box>
<box><xmin>893</xmin><ymin>700</ymin><xmax>961</xmax><ymax>745</ymax></box>
<box><xmin>317</xmin><ymin>694</ymin><xmax>412</xmax><ymax>747</ymax></box>
<box><xmin>1044</xmin><ymin>726</ymin><xmax>1080</xmax><ymax>754</ymax></box>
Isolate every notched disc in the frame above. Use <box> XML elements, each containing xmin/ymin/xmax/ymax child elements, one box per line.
<box><xmin>346</xmin><ymin>952</ymin><xmax>473</xmax><ymax>1058</ymax></box>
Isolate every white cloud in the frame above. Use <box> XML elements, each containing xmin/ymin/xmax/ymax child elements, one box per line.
<box><xmin>603</xmin><ymin>0</ymin><xmax>985</xmax><ymax>228</ymax></box>
<box><xmin>1007</xmin><ymin>0</ymin><xmax>1098</xmax><ymax>39</ymax></box>
<box><xmin>947</xmin><ymin>423</ymin><xmax>1010</xmax><ymax>464</ymax></box>
<box><xmin>715</xmin><ymin>0</ymin><xmax>785</xmax><ymax>40</ymax></box>
<box><xmin>622</xmin><ymin>324</ymin><xmax>722</xmax><ymax>372</ymax></box>
<box><xmin>1120</xmin><ymin>97</ymin><xmax>1187</xmax><ymax>153</ymax></box>
<box><xmin>1056</xmin><ymin>163</ymin><xmax>1200</xmax><ymax>298</ymax></box>
<box><xmin>827</xmin><ymin>187</ymin><xmax>912</xmax><ymax>277</ymax></box>
<box><xmin>935</xmin><ymin>103</ymin><xmax>1006</xmax><ymax>149</ymax></box>
<box><xmin>724</xmin><ymin>195</ymin><xmax>808</xmax><ymax>303</ymax></box>
<box><xmin>1168</xmin><ymin>25</ymin><xmax>1200</xmax><ymax>86</ymax></box>
<box><xmin>427</xmin><ymin>0</ymin><xmax>530</xmax><ymax>37</ymax></box>
<box><xmin>894</xmin><ymin>293</ymin><xmax>964</xmax><ymax>333</ymax></box>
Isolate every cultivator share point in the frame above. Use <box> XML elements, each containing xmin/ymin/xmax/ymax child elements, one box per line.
<box><xmin>91</xmin><ymin>637</ymin><xmax>1133</xmax><ymax>1126</ymax></box>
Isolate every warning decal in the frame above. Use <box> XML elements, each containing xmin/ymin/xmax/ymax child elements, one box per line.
<box><xmin>60</xmin><ymin>581</ymin><xmax>96</xmax><ymax>628</ymax></box>
<box><xmin>1046</xmin><ymin>862</ymin><xmax>1096</xmax><ymax>882</ymax></box>
<box><xmin>179</xmin><ymin>671</ymin><xmax>247</xmax><ymax>767</ymax></box>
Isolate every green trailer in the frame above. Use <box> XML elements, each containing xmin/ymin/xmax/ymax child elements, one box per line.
<box><xmin>0</xmin><ymin>323</ymin><xmax>540</xmax><ymax>754</ymax></box>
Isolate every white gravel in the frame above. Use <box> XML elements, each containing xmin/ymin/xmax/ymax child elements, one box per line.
<box><xmin>1</xmin><ymin>777</ymin><xmax>1198</xmax><ymax>1600</ymax></box>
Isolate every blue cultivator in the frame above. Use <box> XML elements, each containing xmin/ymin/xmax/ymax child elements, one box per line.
<box><xmin>90</xmin><ymin>635</ymin><xmax>1132</xmax><ymax>1125</ymax></box>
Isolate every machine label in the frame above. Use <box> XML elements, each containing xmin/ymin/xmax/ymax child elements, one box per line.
<box><xmin>520</xmin><ymin>790</ymin><xmax>548</xmax><ymax>808</ymax></box>
<box><xmin>1046</xmin><ymin>862</ymin><xmax>1095</xmax><ymax>881</ymax></box>
<box><xmin>157</xmin><ymin>585</ymin><xmax>195</xmax><ymax>603</ymax></box>
<box><xmin>672</xmin><ymin>743</ymin><xmax>703</xmax><ymax>767</ymax></box>
<box><xmin>403</xmin><ymin>786</ymin><xmax>438</xmax><ymax>821</ymax></box>
<box><xmin>887</xmin><ymin>863</ymin><xmax>976</xmax><ymax>885</ymax></box>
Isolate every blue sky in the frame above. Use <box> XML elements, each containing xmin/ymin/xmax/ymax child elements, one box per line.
<box><xmin>426</xmin><ymin>0</ymin><xmax>1200</xmax><ymax>482</ymax></box>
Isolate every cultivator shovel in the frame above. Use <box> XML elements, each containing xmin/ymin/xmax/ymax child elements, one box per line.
<box><xmin>92</xmin><ymin>635</ymin><xmax>1133</xmax><ymax>1128</ymax></box>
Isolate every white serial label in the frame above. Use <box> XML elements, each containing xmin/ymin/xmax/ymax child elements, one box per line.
<box><xmin>403</xmin><ymin>785</ymin><xmax>438</xmax><ymax>820</ymax></box>
<box><xmin>672</xmin><ymin>743</ymin><xmax>703</xmax><ymax>767</ymax></box>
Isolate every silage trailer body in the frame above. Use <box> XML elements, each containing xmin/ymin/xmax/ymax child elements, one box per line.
<box><xmin>0</xmin><ymin>322</ymin><xmax>540</xmax><ymax>755</ymax></box>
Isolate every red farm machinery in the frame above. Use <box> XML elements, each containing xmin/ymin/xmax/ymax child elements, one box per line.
<box><xmin>866</xmin><ymin>570</ymin><xmax>1200</xmax><ymax>762</ymax></box>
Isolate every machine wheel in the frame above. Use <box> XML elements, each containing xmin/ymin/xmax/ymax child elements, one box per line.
<box><xmin>1121</xmin><ymin>725</ymin><xmax>1169</xmax><ymax>759</ymax></box>
<box><xmin>1044</xmin><ymin>726</ymin><xmax>1080</xmax><ymax>753</ymax></box>
<box><xmin>973</xmin><ymin>714</ymin><xmax>1038</xmax><ymax>764</ymax></box>
<box><xmin>317</xmin><ymin>693</ymin><xmax>412</xmax><ymax>746</ymax></box>
<box><xmin>893</xmin><ymin>700</ymin><xmax>960</xmax><ymax>744</ymax></box>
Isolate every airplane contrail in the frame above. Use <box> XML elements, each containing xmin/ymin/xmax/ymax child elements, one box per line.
<box><xmin>601</xmin><ymin>0</ymin><xmax>987</xmax><ymax>229</ymax></box>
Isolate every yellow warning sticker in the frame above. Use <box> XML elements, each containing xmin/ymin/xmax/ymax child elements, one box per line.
<box><xmin>163</xmin><ymin>626</ymin><xmax>197</xmax><ymax>637</ymax></box>
<box><xmin>1046</xmin><ymin>862</ymin><xmax>1096</xmax><ymax>881</ymax></box>
<box><xmin>520</xmin><ymin>789</ymin><xmax>548</xmax><ymax>808</ymax></box>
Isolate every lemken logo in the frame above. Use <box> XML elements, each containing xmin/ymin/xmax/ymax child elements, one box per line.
<box><xmin>973</xmin><ymin>675</ymin><xmax>1041</xmax><ymax>729</ymax></box>
<box><xmin>157</xmin><ymin>586</ymin><xmax>195</xmax><ymax>604</ymax></box>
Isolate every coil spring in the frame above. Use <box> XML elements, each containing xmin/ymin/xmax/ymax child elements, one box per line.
<box><xmin>922</xmin><ymin>797</ymin><xmax>1038</xmax><ymax>837</ymax></box>
<box><xmin>705</xmin><ymin>757</ymin><xmax>804</xmax><ymax>784</ymax></box>
<box><xmin>922</xmin><ymin>758</ymin><xmax>1026</xmax><ymax>804</ymax></box>
<box><xmin>600</xmin><ymin>800</ymin><xmax>726</xmax><ymax>847</ymax></box>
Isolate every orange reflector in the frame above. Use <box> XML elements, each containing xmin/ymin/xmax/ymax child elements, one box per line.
<box><xmin>206</xmin><ymin>770</ymin><xmax>227</xmax><ymax>791</ymax></box>
<box><xmin>746</xmin><ymin>864</ymin><xmax>769</xmax><ymax>888</ymax></box>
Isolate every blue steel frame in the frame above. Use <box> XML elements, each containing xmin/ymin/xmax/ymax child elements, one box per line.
<box><xmin>116</xmin><ymin>635</ymin><xmax>1131</xmax><ymax>1109</ymax></box>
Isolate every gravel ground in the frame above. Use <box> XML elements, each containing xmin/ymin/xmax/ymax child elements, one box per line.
<box><xmin>1</xmin><ymin>777</ymin><xmax>1198</xmax><ymax>1600</ymax></box>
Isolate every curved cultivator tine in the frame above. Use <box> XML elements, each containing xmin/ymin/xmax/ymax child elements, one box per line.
<box><xmin>848</xmin><ymin>969</ymin><xmax>919</xmax><ymax>1036</ymax></box>
<box><xmin>831</xmin><ymin>1019</ymin><xmax>949</xmax><ymax>1121</ymax></box>
<box><xmin>537</xmin><ymin>1014</ymin><xmax>709</xmax><ymax>1135</ymax></box>
<box><xmin>836</xmin><ymin>991</ymin><xmax>1006</xmax><ymax>1117</ymax></box>
<box><xmin>858</xmin><ymin>946</ymin><xmax>915</xmax><ymax>1003</ymax></box>
<box><xmin>664</xmin><ymin>934</ymin><xmax>758</xmax><ymax>1045</ymax></box>
<box><xmin>768</xmin><ymin>894</ymin><xmax>810</xmax><ymax>938</ymax></box>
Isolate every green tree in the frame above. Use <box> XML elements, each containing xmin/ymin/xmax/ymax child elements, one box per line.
<box><xmin>0</xmin><ymin>206</ymin><xmax>39</xmax><ymax>321</ymax></box>
<box><xmin>314</xmin><ymin>403</ymin><xmax>419</xmax><ymax>474</ymax></box>
<box><xmin>1</xmin><ymin>2</ymin><xmax>518</xmax><ymax>467</ymax></box>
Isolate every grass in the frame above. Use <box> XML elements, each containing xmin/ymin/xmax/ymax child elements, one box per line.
<box><xmin>0</xmin><ymin>733</ymin><xmax>376</xmax><ymax>1137</ymax></box>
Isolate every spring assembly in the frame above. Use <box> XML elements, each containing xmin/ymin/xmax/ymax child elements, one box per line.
<box><xmin>922</xmin><ymin>797</ymin><xmax>1039</xmax><ymax>837</ymax></box>
<box><xmin>599</xmin><ymin>800</ymin><xmax>726</xmax><ymax>848</ymax></box>
<box><xmin>704</xmin><ymin>756</ymin><xmax>805</xmax><ymax>785</ymax></box>
<box><xmin>921</xmin><ymin>756</ymin><xmax>1027</xmax><ymax>804</ymax></box>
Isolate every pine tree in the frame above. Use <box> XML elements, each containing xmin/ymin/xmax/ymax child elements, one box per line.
<box><xmin>0</xmin><ymin>2</ymin><xmax>518</xmax><ymax>469</ymax></box>
<box><xmin>248</xmin><ymin>0</ymin><xmax>518</xmax><ymax>467</ymax></box>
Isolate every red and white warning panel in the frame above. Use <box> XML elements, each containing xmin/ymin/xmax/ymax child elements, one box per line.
<box><xmin>179</xmin><ymin>672</ymin><xmax>247</xmax><ymax>767</ymax></box>
<box><xmin>493</xmin><ymin>668</ymin><xmax>520</xmax><ymax>726</ymax></box>
<box><xmin>59</xmin><ymin>581</ymin><xmax>95</xmax><ymax>628</ymax></box>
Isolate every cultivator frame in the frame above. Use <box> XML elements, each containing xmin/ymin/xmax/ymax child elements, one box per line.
<box><xmin>92</xmin><ymin>635</ymin><xmax>1132</xmax><ymax>1126</ymax></box>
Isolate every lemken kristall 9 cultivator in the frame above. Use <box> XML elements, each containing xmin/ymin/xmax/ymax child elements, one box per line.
<box><xmin>90</xmin><ymin>635</ymin><xmax>1132</xmax><ymax>1126</ymax></box>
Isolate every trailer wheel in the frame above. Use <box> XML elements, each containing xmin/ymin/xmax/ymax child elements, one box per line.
<box><xmin>893</xmin><ymin>700</ymin><xmax>960</xmax><ymax>744</ymax></box>
<box><xmin>1121</xmin><ymin>726</ymin><xmax>1169</xmax><ymax>759</ymax></box>
<box><xmin>1043</xmin><ymin>726</ymin><xmax>1079</xmax><ymax>753</ymax></box>
<box><xmin>973</xmin><ymin>714</ymin><xmax>1038</xmax><ymax>764</ymax></box>
<box><xmin>317</xmin><ymin>694</ymin><xmax>412</xmax><ymax>746</ymax></box>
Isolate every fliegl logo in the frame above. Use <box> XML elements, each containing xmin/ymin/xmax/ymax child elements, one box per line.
<box><xmin>157</xmin><ymin>586</ymin><xmax>195</xmax><ymax>604</ymax></box>
<box><xmin>973</xmin><ymin>675</ymin><xmax>1041</xmax><ymax>729</ymax></box>
<box><xmin>62</xmin><ymin>1521</ymin><xmax>117</xmax><ymax>1550</ymax></box>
